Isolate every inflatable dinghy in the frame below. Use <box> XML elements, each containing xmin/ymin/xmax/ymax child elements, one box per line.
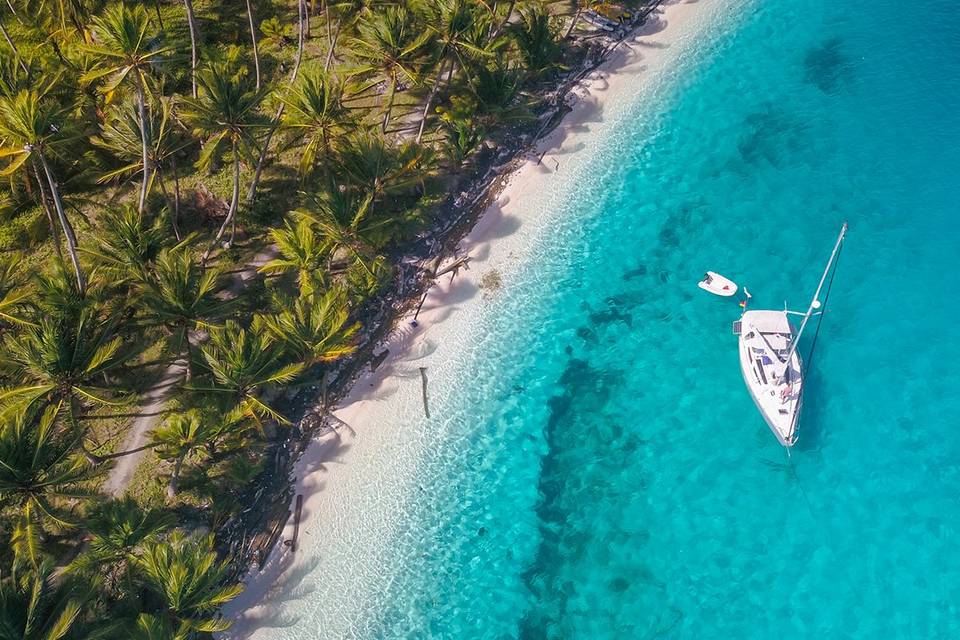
<box><xmin>698</xmin><ymin>271</ymin><xmax>738</xmax><ymax>297</ymax></box>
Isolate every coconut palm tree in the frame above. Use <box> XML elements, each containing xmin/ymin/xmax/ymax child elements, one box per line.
<box><xmin>150</xmin><ymin>409</ymin><xmax>250</xmax><ymax>497</ymax></box>
<box><xmin>83</xmin><ymin>3</ymin><xmax>171</xmax><ymax>215</ymax></box>
<box><xmin>0</xmin><ymin>559</ymin><xmax>97</xmax><ymax>639</ymax></box>
<box><xmin>261</xmin><ymin>288</ymin><xmax>359</xmax><ymax>367</ymax></box>
<box><xmin>245</xmin><ymin>0</ymin><xmax>308</xmax><ymax>205</ymax></box>
<box><xmin>136</xmin><ymin>247</ymin><xmax>233</xmax><ymax>381</ymax></box>
<box><xmin>278</xmin><ymin>66</ymin><xmax>354</xmax><ymax>180</ymax></box>
<box><xmin>68</xmin><ymin>497</ymin><xmax>173</xmax><ymax>592</ymax></box>
<box><xmin>413</xmin><ymin>0</ymin><xmax>490</xmax><ymax>143</ymax></box>
<box><xmin>0</xmin><ymin>408</ymin><xmax>100</xmax><ymax>566</ymax></box>
<box><xmin>127</xmin><ymin>613</ymin><xmax>190</xmax><ymax>640</ymax></box>
<box><xmin>134</xmin><ymin>531</ymin><xmax>243</xmax><ymax>634</ymax></box>
<box><xmin>91</xmin><ymin>98</ymin><xmax>191</xmax><ymax>239</ymax></box>
<box><xmin>349</xmin><ymin>7</ymin><xmax>429</xmax><ymax>133</ymax></box>
<box><xmin>511</xmin><ymin>6</ymin><xmax>563</xmax><ymax>80</ymax></box>
<box><xmin>334</xmin><ymin>130</ymin><xmax>434</xmax><ymax>217</ymax></box>
<box><xmin>298</xmin><ymin>193</ymin><xmax>390</xmax><ymax>295</ymax></box>
<box><xmin>179</xmin><ymin>62</ymin><xmax>267</xmax><ymax>259</ymax></box>
<box><xmin>0</xmin><ymin>304</ymin><xmax>136</xmax><ymax>424</ymax></box>
<box><xmin>195</xmin><ymin>319</ymin><xmax>304</xmax><ymax>427</ymax></box>
<box><xmin>258</xmin><ymin>216</ymin><xmax>328</xmax><ymax>297</ymax></box>
<box><xmin>80</xmin><ymin>205</ymin><xmax>168</xmax><ymax>286</ymax></box>
<box><xmin>0</xmin><ymin>89</ymin><xmax>85</xmax><ymax>292</ymax></box>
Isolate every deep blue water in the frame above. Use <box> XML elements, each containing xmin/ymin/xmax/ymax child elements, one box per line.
<box><xmin>347</xmin><ymin>0</ymin><xmax>960</xmax><ymax>637</ymax></box>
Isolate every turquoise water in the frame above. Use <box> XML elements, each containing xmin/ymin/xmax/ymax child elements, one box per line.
<box><xmin>350</xmin><ymin>0</ymin><xmax>960</xmax><ymax>637</ymax></box>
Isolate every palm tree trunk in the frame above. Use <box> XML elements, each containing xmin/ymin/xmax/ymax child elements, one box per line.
<box><xmin>245</xmin><ymin>0</ymin><xmax>261</xmax><ymax>91</ymax></box>
<box><xmin>491</xmin><ymin>0</ymin><xmax>518</xmax><ymax>39</ymax></box>
<box><xmin>323</xmin><ymin>17</ymin><xmax>342</xmax><ymax>72</ymax></box>
<box><xmin>0</xmin><ymin>15</ymin><xmax>28</xmax><ymax>74</ymax></box>
<box><xmin>564</xmin><ymin>5</ymin><xmax>583</xmax><ymax>39</ymax></box>
<box><xmin>4</xmin><ymin>0</ymin><xmax>22</xmax><ymax>24</ymax></box>
<box><xmin>171</xmin><ymin>154</ymin><xmax>182</xmax><ymax>235</ymax></box>
<box><xmin>135</xmin><ymin>75</ymin><xmax>151</xmax><ymax>215</ymax></box>
<box><xmin>167</xmin><ymin>452</ymin><xmax>185</xmax><ymax>497</ymax></box>
<box><xmin>31</xmin><ymin>159</ymin><xmax>64</xmax><ymax>264</ymax></box>
<box><xmin>152</xmin><ymin>0</ymin><xmax>164</xmax><ymax>29</ymax></box>
<box><xmin>203</xmin><ymin>139</ymin><xmax>240</xmax><ymax>262</ymax></box>
<box><xmin>381</xmin><ymin>76</ymin><xmax>397</xmax><ymax>134</ymax></box>
<box><xmin>297</xmin><ymin>0</ymin><xmax>306</xmax><ymax>69</ymax></box>
<box><xmin>183</xmin><ymin>0</ymin><xmax>199</xmax><ymax>98</ymax></box>
<box><xmin>181</xmin><ymin>326</ymin><xmax>194</xmax><ymax>382</ymax></box>
<box><xmin>246</xmin><ymin>0</ymin><xmax>307</xmax><ymax>204</ymax></box>
<box><xmin>415</xmin><ymin>57</ymin><xmax>449</xmax><ymax>144</ymax></box>
<box><xmin>38</xmin><ymin>150</ymin><xmax>85</xmax><ymax>294</ymax></box>
<box><xmin>156</xmin><ymin>169</ymin><xmax>181</xmax><ymax>241</ymax></box>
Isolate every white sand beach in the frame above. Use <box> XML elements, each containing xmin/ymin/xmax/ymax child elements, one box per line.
<box><xmin>221</xmin><ymin>2</ymin><xmax>731</xmax><ymax>637</ymax></box>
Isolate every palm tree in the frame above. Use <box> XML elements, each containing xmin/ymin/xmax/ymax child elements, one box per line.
<box><xmin>68</xmin><ymin>497</ymin><xmax>172</xmax><ymax>592</ymax></box>
<box><xmin>259</xmin><ymin>216</ymin><xmax>328</xmax><ymax>297</ymax></box>
<box><xmin>0</xmin><ymin>408</ymin><xmax>100</xmax><ymax>566</ymax></box>
<box><xmin>413</xmin><ymin>0</ymin><xmax>490</xmax><ymax>143</ymax></box>
<box><xmin>127</xmin><ymin>613</ymin><xmax>190</xmax><ymax>640</ymax></box>
<box><xmin>195</xmin><ymin>319</ymin><xmax>304</xmax><ymax>427</ymax></box>
<box><xmin>261</xmin><ymin>288</ymin><xmax>359</xmax><ymax>367</ymax></box>
<box><xmin>0</xmin><ymin>89</ymin><xmax>85</xmax><ymax>292</ymax></box>
<box><xmin>91</xmin><ymin>98</ymin><xmax>190</xmax><ymax>239</ymax></box>
<box><xmin>299</xmin><ymin>189</ymin><xmax>380</xmax><ymax>273</ymax></box>
<box><xmin>467</xmin><ymin>59</ymin><xmax>529</xmax><ymax>125</ymax></box>
<box><xmin>150</xmin><ymin>409</ymin><xmax>250</xmax><ymax>497</ymax></box>
<box><xmin>179</xmin><ymin>62</ymin><xmax>267</xmax><ymax>259</ymax></box>
<box><xmin>136</xmin><ymin>247</ymin><xmax>233</xmax><ymax>381</ymax></box>
<box><xmin>279</xmin><ymin>66</ymin><xmax>354</xmax><ymax>180</ymax></box>
<box><xmin>0</xmin><ymin>305</ymin><xmax>136</xmax><ymax>425</ymax></box>
<box><xmin>511</xmin><ymin>6</ymin><xmax>563</xmax><ymax>80</ymax></box>
<box><xmin>83</xmin><ymin>4</ymin><xmax>171</xmax><ymax>215</ymax></box>
<box><xmin>134</xmin><ymin>531</ymin><xmax>243</xmax><ymax>634</ymax></box>
<box><xmin>350</xmin><ymin>7</ymin><xmax>429</xmax><ymax>133</ymax></box>
<box><xmin>0</xmin><ymin>559</ymin><xmax>96</xmax><ymax>640</ymax></box>
<box><xmin>80</xmin><ymin>205</ymin><xmax>168</xmax><ymax>286</ymax></box>
<box><xmin>336</xmin><ymin>130</ymin><xmax>433</xmax><ymax>211</ymax></box>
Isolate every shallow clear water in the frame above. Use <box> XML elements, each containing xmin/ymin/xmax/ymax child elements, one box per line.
<box><xmin>294</xmin><ymin>0</ymin><xmax>960</xmax><ymax>637</ymax></box>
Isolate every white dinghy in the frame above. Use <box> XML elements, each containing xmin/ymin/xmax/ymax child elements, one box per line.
<box><xmin>733</xmin><ymin>223</ymin><xmax>847</xmax><ymax>447</ymax></box>
<box><xmin>698</xmin><ymin>271</ymin><xmax>738</xmax><ymax>296</ymax></box>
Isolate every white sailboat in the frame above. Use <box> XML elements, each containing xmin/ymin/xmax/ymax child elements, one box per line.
<box><xmin>734</xmin><ymin>223</ymin><xmax>848</xmax><ymax>446</ymax></box>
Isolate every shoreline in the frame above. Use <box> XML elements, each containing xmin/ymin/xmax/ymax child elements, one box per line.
<box><xmin>221</xmin><ymin>1</ymin><xmax>728</xmax><ymax>636</ymax></box>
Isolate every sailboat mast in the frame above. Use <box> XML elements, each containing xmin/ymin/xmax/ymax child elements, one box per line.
<box><xmin>784</xmin><ymin>222</ymin><xmax>848</xmax><ymax>363</ymax></box>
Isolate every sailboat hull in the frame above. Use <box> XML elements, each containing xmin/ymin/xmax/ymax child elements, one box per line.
<box><xmin>737</xmin><ymin>310</ymin><xmax>803</xmax><ymax>446</ymax></box>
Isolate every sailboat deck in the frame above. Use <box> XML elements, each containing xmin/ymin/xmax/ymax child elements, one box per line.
<box><xmin>738</xmin><ymin>310</ymin><xmax>802</xmax><ymax>446</ymax></box>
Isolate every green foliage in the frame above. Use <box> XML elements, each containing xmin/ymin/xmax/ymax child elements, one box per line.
<box><xmin>0</xmin><ymin>407</ymin><xmax>100</xmax><ymax>566</ymax></box>
<box><xmin>261</xmin><ymin>287</ymin><xmax>360</xmax><ymax>366</ymax></box>
<box><xmin>0</xmin><ymin>558</ymin><xmax>98</xmax><ymax>640</ymax></box>
<box><xmin>134</xmin><ymin>531</ymin><xmax>243</xmax><ymax>633</ymax></box>
<box><xmin>511</xmin><ymin>7</ymin><xmax>565</xmax><ymax>80</ymax></box>
<box><xmin>195</xmin><ymin>318</ymin><xmax>304</xmax><ymax>426</ymax></box>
